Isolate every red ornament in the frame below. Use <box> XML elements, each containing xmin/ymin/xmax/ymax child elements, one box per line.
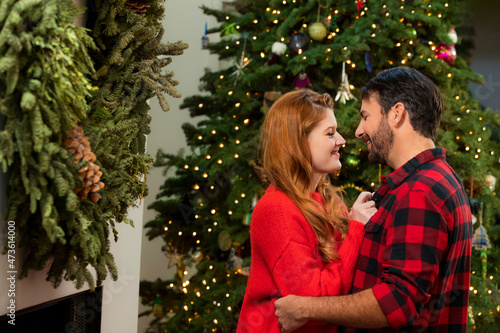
<box><xmin>356</xmin><ymin>0</ymin><xmax>365</xmax><ymax>13</ymax></box>
<box><xmin>435</xmin><ymin>42</ymin><xmax>457</xmax><ymax>65</ymax></box>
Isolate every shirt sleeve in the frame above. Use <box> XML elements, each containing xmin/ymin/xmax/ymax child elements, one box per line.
<box><xmin>371</xmin><ymin>189</ymin><xmax>449</xmax><ymax>328</ymax></box>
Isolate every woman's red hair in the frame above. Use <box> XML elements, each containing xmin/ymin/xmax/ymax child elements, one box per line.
<box><xmin>260</xmin><ymin>89</ymin><xmax>348</xmax><ymax>261</ymax></box>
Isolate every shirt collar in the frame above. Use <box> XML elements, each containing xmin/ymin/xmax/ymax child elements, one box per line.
<box><xmin>373</xmin><ymin>148</ymin><xmax>446</xmax><ymax>205</ymax></box>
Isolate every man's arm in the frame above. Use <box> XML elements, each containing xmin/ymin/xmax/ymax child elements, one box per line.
<box><xmin>274</xmin><ymin>288</ymin><xmax>389</xmax><ymax>332</ymax></box>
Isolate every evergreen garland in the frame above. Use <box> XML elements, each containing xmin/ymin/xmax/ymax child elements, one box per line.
<box><xmin>0</xmin><ymin>0</ymin><xmax>187</xmax><ymax>289</ymax></box>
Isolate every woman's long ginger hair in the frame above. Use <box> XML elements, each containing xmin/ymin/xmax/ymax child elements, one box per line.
<box><xmin>260</xmin><ymin>89</ymin><xmax>349</xmax><ymax>261</ymax></box>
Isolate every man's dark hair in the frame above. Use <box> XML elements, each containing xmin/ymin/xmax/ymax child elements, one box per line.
<box><xmin>360</xmin><ymin>67</ymin><xmax>444</xmax><ymax>140</ymax></box>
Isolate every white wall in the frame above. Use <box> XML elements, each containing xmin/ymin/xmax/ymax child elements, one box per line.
<box><xmin>137</xmin><ymin>0</ymin><xmax>222</xmax><ymax>332</ymax></box>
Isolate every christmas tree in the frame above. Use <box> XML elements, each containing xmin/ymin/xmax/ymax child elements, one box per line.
<box><xmin>140</xmin><ymin>0</ymin><xmax>500</xmax><ymax>331</ymax></box>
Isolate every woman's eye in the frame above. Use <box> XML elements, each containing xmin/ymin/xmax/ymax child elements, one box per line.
<box><xmin>327</xmin><ymin>132</ymin><xmax>335</xmax><ymax>137</ymax></box>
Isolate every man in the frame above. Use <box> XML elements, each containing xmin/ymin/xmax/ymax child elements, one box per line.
<box><xmin>274</xmin><ymin>67</ymin><xmax>473</xmax><ymax>332</ymax></box>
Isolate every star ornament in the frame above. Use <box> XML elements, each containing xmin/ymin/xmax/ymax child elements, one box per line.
<box><xmin>164</xmin><ymin>248</ymin><xmax>184</xmax><ymax>268</ymax></box>
<box><xmin>231</xmin><ymin>52</ymin><xmax>251</xmax><ymax>84</ymax></box>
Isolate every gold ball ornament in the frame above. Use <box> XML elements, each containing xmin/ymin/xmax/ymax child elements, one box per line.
<box><xmin>218</xmin><ymin>231</ymin><xmax>232</xmax><ymax>251</ymax></box>
<box><xmin>309</xmin><ymin>22</ymin><xmax>327</xmax><ymax>42</ymax></box>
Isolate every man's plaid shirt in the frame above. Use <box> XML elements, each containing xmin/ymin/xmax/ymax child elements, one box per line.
<box><xmin>348</xmin><ymin>148</ymin><xmax>472</xmax><ymax>332</ymax></box>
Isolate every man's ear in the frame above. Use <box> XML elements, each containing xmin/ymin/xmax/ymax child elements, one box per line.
<box><xmin>391</xmin><ymin>102</ymin><xmax>406</xmax><ymax>127</ymax></box>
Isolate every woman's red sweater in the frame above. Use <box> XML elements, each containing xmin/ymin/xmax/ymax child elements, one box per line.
<box><xmin>237</xmin><ymin>185</ymin><xmax>365</xmax><ymax>333</ymax></box>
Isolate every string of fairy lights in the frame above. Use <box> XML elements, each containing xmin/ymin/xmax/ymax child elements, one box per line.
<box><xmin>159</xmin><ymin>1</ymin><xmax>498</xmax><ymax>330</ymax></box>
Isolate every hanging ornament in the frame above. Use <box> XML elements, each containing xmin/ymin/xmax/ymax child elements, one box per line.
<box><xmin>309</xmin><ymin>22</ymin><xmax>327</xmax><ymax>42</ymax></box>
<box><xmin>486</xmin><ymin>172</ymin><xmax>497</xmax><ymax>191</ymax></box>
<box><xmin>472</xmin><ymin>224</ymin><xmax>491</xmax><ymax>251</ymax></box>
<box><xmin>364</xmin><ymin>51</ymin><xmax>372</xmax><ymax>73</ymax></box>
<box><xmin>346</xmin><ymin>155</ymin><xmax>361</xmax><ymax>167</ymax></box>
<box><xmin>265</xmin><ymin>42</ymin><xmax>287</xmax><ymax>66</ymax></box>
<box><xmin>435</xmin><ymin>42</ymin><xmax>457</xmax><ymax>65</ymax></box>
<box><xmin>218</xmin><ymin>230</ymin><xmax>232</xmax><ymax>251</ymax></box>
<box><xmin>448</xmin><ymin>27</ymin><xmax>458</xmax><ymax>44</ymax></box>
<box><xmin>153</xmin><ymin>295</ymin><xmax>164</xmax><ymax>318</ymax></box>
<box><xmin>294</xmin><ymin>73</ymin><xmax>312</xmax><ymax>89</ymax></box>
<box><xmin>231</xmin><ymin>51</ymin><xmax>251</xmax><ymax>84</ymax></box>
<box><xmin>243</xmin><ymin>195</ymin><xmax>259</xmax><ymax>226</ymax></box>
<box><xmin>263</xmin><ymin>91</ymin><xmax>282</xmax><ymax>110</ymax></box>
<box><xmin>288</xmin><ymin>32</ymin><xmax>308</xmax><ymax>55</ymax></box>
<box><xmin>407</xmin><ymin>27</ymin><xmax>417</xmax><ymax>39</ymax></box>
<box><xmin>164</xmin><ymin>247</ymin><xmax>184</xmax><ymax>268</ymax></box>
<box><xmin>335</xmin><ymin>62</ymin><xmax>356</xmax><ymax>104</ymax></box>
<box><xmin>356</xmin><ymin>0</ymin><xmax>366</xmax><ymax>13</ymax></box>
<box><xmin>124</xmin><ymin>0</ymin><xmax>150</xmax><ymax>14</ymax></box>
<box><xmin>192</xmin><ymin>247</ymin><xmax>203</xmax><ymax>262</ymax></box>
<box><xmin>231</xmin><ymin>34</ymin><xmax>251</xmax><ymax>84</ymax></box>
<box><xmin>201</xmin><ymin>22</ymin><xmax>210</xmax><ymax>50</ymax></box>
<box><xmin>63</xmin><ymin>126</ymin><xmax>105</xmax><ymax>203</ymax></box>
<box><xmin>472</xmin><ymin>202</ymin><xmax>492</xmax><ymax>251</ymax></box>
<box><xmin>227</xmin><ymin>247</ymin><xmax>243</xmax><ymax>270</ymax></box>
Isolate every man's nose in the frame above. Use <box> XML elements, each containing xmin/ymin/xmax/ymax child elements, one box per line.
<box><xmin>355</xmin><ymin>123</ymin><xmax>364</xmax><ymax>139</ymax></box>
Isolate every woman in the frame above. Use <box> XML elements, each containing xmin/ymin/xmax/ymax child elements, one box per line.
<box><xmin>237</xmin><ymin>89</ymin><xmax>376</xmax><ymax>333</ymax></box>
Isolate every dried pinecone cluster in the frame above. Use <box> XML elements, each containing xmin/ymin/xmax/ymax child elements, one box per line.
<box><xmin>125</xmin><ymin>0</ymin><xmax>150</xmax><ymax>14</ymax></box>
<box><xmin>63</xmin><ymin>126</ymin><xmax>105</xmax><ymax>203</ymax></box>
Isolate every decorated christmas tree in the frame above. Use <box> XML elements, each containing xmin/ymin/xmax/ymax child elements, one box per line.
<box><xmin>140</xmin><ymin>0</ymin><xmax>500</xmax><ymax>331</ymax></box>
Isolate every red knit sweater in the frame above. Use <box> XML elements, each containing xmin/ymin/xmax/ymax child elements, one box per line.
<box><xmin>237</xmin><ymin>186</ymin><xmax>365</xmax><ymax>333</ymax></box>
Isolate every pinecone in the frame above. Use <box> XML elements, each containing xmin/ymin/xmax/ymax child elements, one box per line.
<box><xmin>63</xmin><ymin>126</ymin><xmax>105</xmax><ymax>203</ymax></box>
<box><xmin>124</xmin><ymin>0</ymin><xmax>150</xmax><ymax>14</ymax></box>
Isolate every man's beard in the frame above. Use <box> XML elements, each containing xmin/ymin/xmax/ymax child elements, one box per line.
<box><xmin>367</xmin><ymin>117</ymin><xmax>394</xmax><ymax>165</ymax></box>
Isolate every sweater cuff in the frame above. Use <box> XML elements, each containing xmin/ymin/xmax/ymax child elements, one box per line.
<box><xmin>348</xmin><ymin>219</ymin><xmax>365</xmax><ymax>237</ymax></box>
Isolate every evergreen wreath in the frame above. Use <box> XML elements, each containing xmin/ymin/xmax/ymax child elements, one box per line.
<box><xmin>0</xmin><ymin>0</ymin><xmax>187</xmax><ymax>289</ymax></box>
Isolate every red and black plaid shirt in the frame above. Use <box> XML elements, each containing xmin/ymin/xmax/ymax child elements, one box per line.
<box><xmin>348</xmin><ymin>148</ymin><xmax>472</xmax><ymax>332</ymax></box>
